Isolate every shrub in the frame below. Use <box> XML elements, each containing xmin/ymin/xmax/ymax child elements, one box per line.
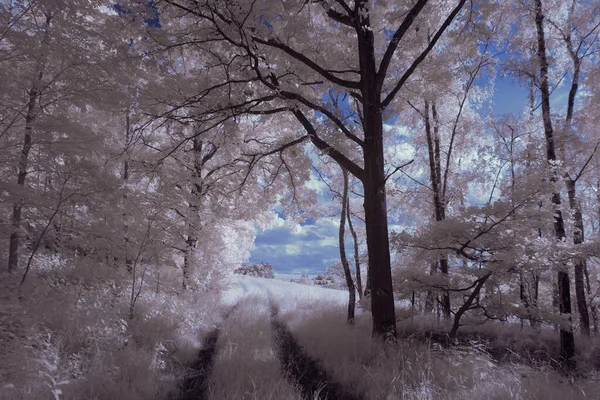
<box><xmin>233</xmin><ymin>263</ymin><xmax>275</xmax><ymax>278</ymax></box>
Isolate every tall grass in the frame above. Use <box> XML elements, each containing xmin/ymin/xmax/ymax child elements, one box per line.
<box><xmin>0</xmin><ymin>254</ymin><xmax>221</xmax><ymax>400</ymax></box>
<box><xmin>248</xmin><ymin>276</ymin><xmax>600</xmax><ymax>400</ymax></box>
<box><xmin>207</xmin><ymin>293</ymin><xmax>303</xmax><ymax>400</ymax></box>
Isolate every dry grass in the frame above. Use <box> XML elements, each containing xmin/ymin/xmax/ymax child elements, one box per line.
<box><xmin>237</xmin><ymin>276</ymin><xmax>600</xmax><ymax>400</ymax></box>
<box><xmin>207</xmin><ymin>293</ymin><xmax>303</xmax><ymax>400</ymax></box>
<box><xmin>288</xmin><ymin>305</ymin><xmax>600</xmax><ymax>399</ymax></box>
<box><xmin>5</xmin><ymin>270</ymin><xmax>600</xmax><ymax>400</ymax></box>
<box><xmin>0</xmin><ymin>255</ymin><xmax>221</xmax><ymax>400</ymax></box>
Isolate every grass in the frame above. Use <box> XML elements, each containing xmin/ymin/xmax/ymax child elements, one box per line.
<box><xmin>245</xmin><ymin>276</ymin><xmax>600</xmax><ymax>400</ymax></box>
<box><xmin>207</xmin><ymin>291</ymin><xmax>303</xmax><ymax>400</ymax></box>
<box><xmin>4</xmin><ymin>267</ymin><xmax>600</xmax><ymax>400</ymax></box>
<box><xmin>0</xmin><ymin>254</ymin><xmax>221</xmax><ymax>400</ymax></box>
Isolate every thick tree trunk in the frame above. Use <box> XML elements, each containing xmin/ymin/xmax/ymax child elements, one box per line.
<box><xmin>534</xmin><ymin>0</ymin><xmax>575</xmax><ymax>365</ymax></box>
<box><xmin>356</xmin><ymin>5</ymin><xmax>396</xmax><ymax>340</ymax></box>
<box><xmin>566</xmin><ymin>178</ymin><xmax>590</xmax><ymax>335</ymax></box>
<box><xmin>363</xmin><ymin>133</ymin><xmax>396</xmax><ymax>338</ymax></box>
<box><xmin>339</xmin><ymin>169</ymin><xmax>356</xmax><ymax>324</ymax></box>
<box><xmin>346</xmin><ymin>196</ymin><xmax>362</xmax><ymax>300</ymax></box>
<box><xmin>7</xmin><ymin>14</ymin><xmax>52</xmax><ymax>272</ymax></box>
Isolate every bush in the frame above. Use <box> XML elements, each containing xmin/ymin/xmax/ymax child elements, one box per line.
<box><xmin>233</xmin><ymin>263</ymin><xmax>275</xmax><ymax>278</ymax></box>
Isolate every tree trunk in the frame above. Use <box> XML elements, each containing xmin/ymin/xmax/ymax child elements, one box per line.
<box><xmin>182</xmin><ymin>138</ymin><xmax>205</xmax><ymax>290</ymax></box>
<box><xmin>597</xmin><ymin>180</ymin><xmax>600</xmax><ymax>235</ymax></box>
<box><xmin>182</xmin><ymin>234</ymin><xmax>195</xmax><ymax>290</ymax></box>
<box><xmin>566</xmin><ymin>178</ymin><xmax>590</xmax><ymax>335</ymax></box>
<box><xmin>7</xmin><ymin>13</ymin><xmax>52</xmax><ymax>272</ymax></box>
<box><xmin>357</xmin><ymin>6</ymin><xmax>397</xmax><ymax>340</ymax></box>
<box><xmin>449</xmin><ymin>274</ymin><xmax>491</xmax><ymax>338</ymax></box>
<box><xmin>534</xmin><ymin>0</ymin><xmax>575</xmax><ymax>365</ymax></box>
<box><xmin>519</xmin><ymin>270</ymin><xmax>530</xmax><ymax>325</ymax></box>
<box><xmin>346</xmin><ymin>196</ymin><xmax>362</xmax><ymax>299</ymax></box>
<box><xmin>424</xmin><ymin>100</ymin><xmax>451</xmax><ymax>319</ymax></box>
<box><xmin>424</xmin><ymin>261</ymin><xmax>437</xmax><ymax>313</ymax></box>
<box><xmin>123</xmin><ymin>111</ymin><xmax>132</xmax><ymax>274</ymax></box>
<box><xmin>339</xmin><ymin>169</ymin><xmax>356</xmax><ymax>324</ymax></box>
<box><xmin>584</xmin><ymin>262</ymin><xmax>599</xmax><ymax>334</ymax></box>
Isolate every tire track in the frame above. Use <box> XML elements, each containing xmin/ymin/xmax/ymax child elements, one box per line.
<box><xmin>178</xmin><ymin>301</ymin><xmax>241</xmax><ymax>400</ymax></box>
<box><xmin>268</xmin><ymin>299</ymin><xmax>363</xmax><ymax>400</ymax></box>
<box><xmin>178</xmin><ymin>328</ymin><xmax>220</xmax><ymax>400</ymax></box>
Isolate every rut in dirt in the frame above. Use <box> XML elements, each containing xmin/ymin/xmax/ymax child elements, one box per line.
<box><xmin>178</xmin><ymin>328</ymin><xmax>220</xmax><ymax>400</ymax></box>
<box><xmin>270</xmin><ymin>303</ymin><xmax>364</xmax><ymax>400</ymax></box>
<box><xmin>178</xmin><ymin>303</ymin><xmax>240</xmax><ymax>400</ymax></box>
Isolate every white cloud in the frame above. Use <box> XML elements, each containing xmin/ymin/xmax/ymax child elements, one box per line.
<box><xmin>251</xmin><ymin>216</ymin><xmax>345</xmax><ymax>274</ymax></box>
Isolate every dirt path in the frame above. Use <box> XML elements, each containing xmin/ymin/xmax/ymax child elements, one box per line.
<box><xmin>178</xmin><ymin>328</ymin><xmax>220</xmax><ymax>400</ymax></box>
<box><xmin>178</xmin><ymin>279</ymin><xmax>360</xmax><ymax>400</ymax></box>
<box><xmin>178</xmin><ymin>301</ymin><xmax>241</xmax><ymax>400</ymax></box>
<box><xmin>269</xmin><ymin>301</ymin><xmax>363</xmax><ymax>400</ymax></box>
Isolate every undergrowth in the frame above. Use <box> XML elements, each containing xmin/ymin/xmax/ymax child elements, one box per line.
<box><xmin>0</xmin><ymin>253</ymin><xmax>220</xmax><ymax>400</ymax></box>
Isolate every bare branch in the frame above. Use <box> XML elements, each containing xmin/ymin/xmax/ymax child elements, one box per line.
<box><xmin>377</xmin><ymin>0</ymin><xmax>429</xmax><ymax>88</ymax></box>
<box><xmin>381</xmin><ymin>0</ymin><xmax>467</xmax><ymax>109</ymax></box>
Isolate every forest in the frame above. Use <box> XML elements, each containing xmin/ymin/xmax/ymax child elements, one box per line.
<box><xmin>2</xmin><ymin>0</ymin><xmax>600</xmax><ymax>399</ymax></box>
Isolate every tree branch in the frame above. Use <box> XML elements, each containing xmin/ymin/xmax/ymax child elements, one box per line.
<box><xmin>381</xmin><ymin>0</ymin><xmax>467</xmax><ymax>109</ymax></box>
<box><xmin>293</xmin><ymin>110</ymin><xmax>365</xmax><ymax>181</ymax></box>
<box><xmin>252</xmin><ymin>37</ymin><xmax>361</xmax><ymax>89</ymax></box>
<box><xmin>377</xmin><ymin>0</ymin><xmax>429</xmax><ymax>88</ymax></box>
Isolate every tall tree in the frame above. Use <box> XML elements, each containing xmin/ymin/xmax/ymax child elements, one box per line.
<box><xmin>547</xmin><ymin>0</ymin><xmax>600</xmax><ymax>337</ymax></box>
<box><xmin>533</xmin><ymin>0</ymin><xmax>575</xmax><ymax>364</ymax></box>
<box><xmin>7</xmin><ymin>10</ymin><xmax>52</xmax><ymax>272</ymax></box>
<box><xmin>338</xmin><ymin>168</ymin><xmax>356</xmax><ymax>324</ymax></box>
<box><xmin>157</xmin><ymin>0</ymin><xmax>470</xmax><ymax>339</ymax></box>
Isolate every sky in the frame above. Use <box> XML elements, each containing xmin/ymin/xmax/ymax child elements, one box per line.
<box><xmin>248</xmin><ymin>74</ymin><xmax>573</xmax><ymax>276</ymax></box>
<box><xmin>118</xmin><ymin>1</ymin><xmax>575</xmax><ymax>277</ymax></box>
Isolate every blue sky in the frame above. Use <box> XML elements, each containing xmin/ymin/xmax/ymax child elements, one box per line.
<box><xmin>248</xmin><ymin>72</ymin><xmax>575</xmax><ymax>276</ymax></box>
<box><xmin>249</xmin><ymin>215</ymin><xmax>343</xmax><ymax>276</ymax></box>
<box><xmin>250</xmin><ymin>80</ymin><xmax>524</xmax><ymax>276</ymax></box>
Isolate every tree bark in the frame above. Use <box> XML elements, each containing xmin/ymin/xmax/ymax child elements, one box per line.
<box><xmin>356</xmin><ymin>3</ymin><xmax>397</xmax><ymax>339</ymax></box>
<box><xmin>424</xmin><ymin>100</ymin><xmax>451</xmax><ymax>319</ymax></box>
<box><xmin>123</xmin><ymin>111</ymin><xmax>132</xmax><ymax>274</ymax></box>
<box><xmin>339</xmin><ymin>169</ymin><xmax>356</xmax><ymax>324</ymax></box>
<box><xmin>566</xmin><ymin>178</ymin><xmax>590</xmax><ymax>335</ymax></box>
<box><xmin>7</xmin><ymin>13</ymin><xmax>52</xmax><ymax>272</ymax></box>
<box><xmin>183</xmin><ymin>138</ymin><xmax>205</xmax><ymax>290</ymax></box>
<box><xmin>346</xmin><ymin>195</ymin><xmax>362</xmax><ymax>299</ymax></box>
<box><xmin>584</xmin><ymin>261</ymin><xmax>599</xmax><ymax>334</ymax></box>
<box><xmin>534</xmin><ymin>0</ymin><xmax>575</xmax><ymax>365</ymax></box>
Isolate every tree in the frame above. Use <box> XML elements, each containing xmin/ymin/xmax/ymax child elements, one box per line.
<box><xmin>338</xmin><ymin>168</ymin><xmax>357</xmax><ymax>323</ymax></box>
<box><xmin>6</xmin><ymin>8</ymin><xmax>52</xmax><ymax>273</ymax></box>
<box><xmin>155</xmin><ymin>0</ymin><xmax>471</xmax><ymax>339</ymax></box>
<box><xmin>547</xmin><ymin>0</ymin><xmax>600</xmax><ymax>337</ymax></box>
<box><xmin>2</xmin><ymin>0</ymin><xmax>132</xmax><ymax>273</ymax></box>
<box><xmin>533</xmin><ymin>0</ymin><xmax>575</xmax><ymax>364</ymax></box>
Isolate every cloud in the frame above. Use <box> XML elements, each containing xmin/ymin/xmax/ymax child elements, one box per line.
<box><xmin>250</xmin><ymin>217</ymin><xmax>345</xmax><ymax>274</ymax></box>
